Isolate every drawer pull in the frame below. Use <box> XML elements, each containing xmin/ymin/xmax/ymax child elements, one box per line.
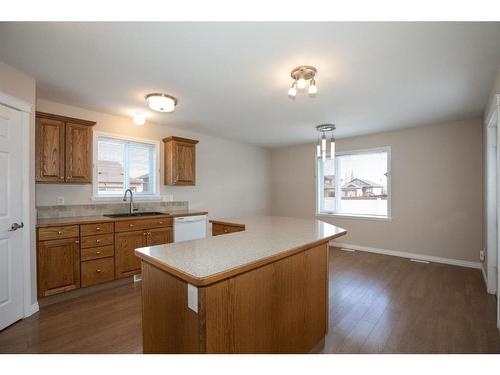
<box><xmin>96</xmin><ymin>239</ymin><xmax>101</xmax><ymax>243</ymax></box>
<box><xmin>96</xmin><ymin>251</ymin><xmax>101</xmax><ymax>255</ymax></box>
<box><xmin>96</xmin><ymin>269</ymin><xmax>102</xmax><ymax>273</ymax></box>
<box><xmin>58</xmin><ymin>231</ymin><xmax>63</xmax><ymax>235</ymax></box>
<box><xmin>96</xmin><ymin>227</ymin><xmax>101</xmax><ymax>231</ymax></box>
<box><xmin>224</xmin><ymin>229</ymin><xmax>228</xmax><ymax>233</ymax></box>
<box><xmin>158</xmin><ymin>221</ymin><xmax>163</xmax><ymax>224</ymax></box>
<box><xmin>75</xmin><ymin>240</ymin><xmax>80</xmax><ymax>244</ymax></box>
<box><xmin>129</xmin><ymin>224</ymin><xmax>134</xmax><ymax>227</ymax></box>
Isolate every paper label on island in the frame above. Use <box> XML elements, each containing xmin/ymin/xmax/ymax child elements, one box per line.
<box><xmin>187</xmin><ymin>283</ymin><xmax>198</xmax><ymax>313</ymax></box>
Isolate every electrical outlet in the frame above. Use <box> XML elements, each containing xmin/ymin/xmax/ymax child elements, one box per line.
<box><xmin>479</xmin><ymin>250</ymin><xmax>485</xmax><ymax>262</ymax></box>
<box><xmin>56</xmin><ymin>196</ymin><xmax>65</xmax><ymax>205</ymax></box>
<box><xmin>163</xmin><ymin>194</ymin><xmax>173</xmax><ymax>202</ymax></box>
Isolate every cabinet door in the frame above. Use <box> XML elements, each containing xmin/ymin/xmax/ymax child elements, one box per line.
<box><xmin>173</xmin><ymin>141</ymin><xmax>196</xmax><ymax>185</ymax></box>
<box><xmin>36</xmin><ymin>117</ymin><xmax>65</xmax><ymax>182</ymax></box>
<box><xmin>65</xmin><ymin>122</ymin><xmax>92</xmax><ymax>183</ymax></box>
<box><xmin>115</xmin><ymin>230</ymin><xmax>146</xmax><ymax>278</ymax></box>
<box><xmin>147</xmin><ymin>227</ymin><xmax>173</xmax><ymax>246</ymax></box>
<box><xmin>37</xmin><ymin>238</ymin><xmax>80</xmax><ymax>297</ymax></box>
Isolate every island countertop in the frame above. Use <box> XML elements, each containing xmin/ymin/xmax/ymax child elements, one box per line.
<box><xmin>135</xmin><ymin>215</ymin><xmax>347</xmax><ymax>286</ymax></box>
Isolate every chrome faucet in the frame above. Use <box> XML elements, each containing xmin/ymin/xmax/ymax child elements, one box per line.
<box><xmin>123</xmin><ymin>189</ymin><xmax>134</xmax><ymax>215</ymax></box>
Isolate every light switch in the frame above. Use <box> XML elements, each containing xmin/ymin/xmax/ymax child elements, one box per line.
<box><xmin>187</xmin><ymin>283</ymin><xmax>198</xmax><ymax>313</ymax></box>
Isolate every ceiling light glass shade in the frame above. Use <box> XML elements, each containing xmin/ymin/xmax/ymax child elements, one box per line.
<box><xmin>322</xmin><ymin>149</ymin><xmax>326</xmax><ymax>162</ymax></box>
<box><xmin>288</xmin><ymin>85</ymin><xmax>297</xmax><ymax>97</ymax></box>
<box><xmin>330</xmin><ymin>137</ymin><xmax>335</xmax><ymax>159</ymax></box>
<box><xmin>309</xmin><ymin>79</ymin><xmax>317</xmax><ymax>94</ymax></box>
<box><xmin>316</xmin><ymin>144</ymin><xmax>321</xmax><ymax>158</ymax></box>
<box><xmin>297</xmin><ymin>78</ymin><xmax>307</xmax><ymax>89</ymax></box>
<box><xmin>146</xmin><ymin>93</ymin><xmax>177</xmax><ymax>112</ymax></box>
<box><xmin>133</xmin><ymin>113</ymin><xmax>146</xmax><ymax>126</ymax></box>
<box><xmin>321</xmin><ymin>134</ymin><xmax>327</xmax><ymax>152</ymax></box>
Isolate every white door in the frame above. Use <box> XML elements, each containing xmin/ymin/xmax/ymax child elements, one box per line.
<box><xmin>0</xmin><ymin>103</ymin><xmax>24</xmax><ymax>330</ymax></box>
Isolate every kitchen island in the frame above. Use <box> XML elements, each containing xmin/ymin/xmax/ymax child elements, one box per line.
<box><xmin>135</xmin><ymin>215</ymin><xmax>347</xmax><ymax>353</ymax></box>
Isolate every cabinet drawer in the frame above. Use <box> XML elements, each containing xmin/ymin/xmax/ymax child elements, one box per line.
<box><xmin>212</xmin><ymin>223</ymin><xmax>245</xmax><ymax>236</ymax></box>
<box><xmin>38</xmin><ymin>225</ymin><xmax>79</xmax><ymax>241</ymax></box>
<box><xmin>81</xmin><ymin>245</ymin><xmax>114</xmax><ymax>262</ymax></box>
<box><xmin>80</xmin><ymin>222</ymin><xmax>114</xmax><ymax>236</ymax></box>
<box><xmin>81</xmin><ymin>257</ymin><xmax>114</xmax><ymax>287</ymax></box>
<box><xmin>115</xmin><ymin>217</ymin><xmax>173</xmax><ymax>232</ymax></box>
<box><xmin>80</xmin><ymin>233</ymin><xmax>114</xmax><ymax>249</ymax></box>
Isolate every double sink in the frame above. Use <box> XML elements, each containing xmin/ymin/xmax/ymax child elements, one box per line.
<box><xmin>104</xmin><ymin>211</ymin><xmax>169</xmax><ymax>218</ymax></box>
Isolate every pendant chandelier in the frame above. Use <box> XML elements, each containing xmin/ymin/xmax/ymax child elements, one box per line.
<box><xmin>315</xmin><ymin>124</ymin><xmax>336</xmax><ymax>162</ymax></box>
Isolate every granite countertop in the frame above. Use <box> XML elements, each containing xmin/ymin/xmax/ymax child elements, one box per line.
<box><xmin>135</xmin><ymin>215</ymin><xmax>347</xmax><ymax>286</ymax></box>
<box><xmin>36</xmin><ymin>210</ymin><xmax>208</xmax><ymax>227</ymax></box>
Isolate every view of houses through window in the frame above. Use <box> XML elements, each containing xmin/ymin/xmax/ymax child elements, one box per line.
<box><xmin>318</xmin><ymin>148</ymin><xmax>389</xmax><ymax>218</ymax></box>
<box><xmin>96</xmin><ymin>135</ymin><xmax>157</xmax><ymax>197</ymax></box>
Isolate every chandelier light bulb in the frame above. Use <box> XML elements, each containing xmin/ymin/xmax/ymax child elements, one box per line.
<box><xmin>321</xmin><ymin>134</ymin><xmax>327</xmax><ymax>152</ymax></box>
<box><xmin>288</xmin><ymin>82</ymin><xmax>297</xmax><ymax>97</ymax></box>
<box><xmin>309</xmin><ymin>79</ymin><xmax>317</xmax><ymax>94</ymax></box>
<box><xmin>316</xmin><ymin>144</ymin><xmax>321</xmax><ymax>158</ymax></box>
<box><xmin>330</xmin><ymin>136</ymin><xmax>335</xmax><ymax>159</ymax></box>
<box><xmin>297</xmin><ymin>78</ymin><xmax>307</xmax><ymax>89</ymax></box>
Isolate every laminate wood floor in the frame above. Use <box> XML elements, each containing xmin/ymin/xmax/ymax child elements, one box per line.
<box><xmin>1</xmin><ymin>248</ymin><xmax>499</xmax><ymax>353</ymax></box>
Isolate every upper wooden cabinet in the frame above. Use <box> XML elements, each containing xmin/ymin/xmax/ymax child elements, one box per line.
<box><xmin>36</xmin><ymin>112</ymin><xmax>96</xmax><ymax>183</ymax></box>
<box><xmin>162</xmin><ymin>136</ymin><xmax>198</xmax><ymax>185</ymax></box>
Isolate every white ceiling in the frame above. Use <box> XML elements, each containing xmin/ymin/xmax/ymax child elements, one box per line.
<box><xmin>1</xmin><ymin>22</ymin><xmax>500</xmax><ymax>147</ymax></box>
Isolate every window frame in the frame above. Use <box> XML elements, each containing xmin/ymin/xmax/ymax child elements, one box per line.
<box><xmin>315</xmin><ymin>146</ymin><xmax>392</xmax><ymax>221</ymax></box>
<box><xmin>92</xmin><ymin>131</ymin><xmax>161</xmax><ymax>201</ymax></box>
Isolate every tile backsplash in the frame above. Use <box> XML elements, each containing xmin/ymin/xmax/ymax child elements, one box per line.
<box><xmin>36</xmin><ymin>201</ymin><xmax>189</xmax><ymax>219</ymax></box>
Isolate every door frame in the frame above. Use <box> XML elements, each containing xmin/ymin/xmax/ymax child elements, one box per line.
<box><xmin>0</xmin><ymin>90</ymin><xmax>37</xmax><ymax>319</ymax></box>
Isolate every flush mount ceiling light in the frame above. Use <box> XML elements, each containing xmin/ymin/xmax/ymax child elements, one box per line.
<box><xmin>315</xmin><ymin>124</ymin><xmax>336</xmax><ymax>162</ymax></box>
<box><xmin>146</xmin><ymin>93</ymin><xmax>178</xmax><ymax>113</ymax></box>
<box><xmin>132</xmin><ymin>113</ymin><xmax>146</xmax><ymax>126</ymax></box>
<box><xmin>288</xmin><ymin>65</ymin><xmax>318</xmax><ymax>98</ymax></box>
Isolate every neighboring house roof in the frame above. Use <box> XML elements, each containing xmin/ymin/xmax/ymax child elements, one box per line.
<box><xmin>342</xmin><ymin>177</ymin><xmax>382</xmax><ymax>189</ymax></box>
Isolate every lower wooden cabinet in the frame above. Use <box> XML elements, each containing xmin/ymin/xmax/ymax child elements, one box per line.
<box><xmin>37</xmin><ymin>217</ymin><xmax>174</xmax><ymax>297</ymax></box>
<box><xmin>81</xmin><ymin>257</ymin><xmax>114</xmax><ymax>287</ymax></box>
<box><xmin>212</xmin><ymin>222</ymin><xmax>245</xmax><ymax>236</ymax></box>
<box><xmin>37</xmin><ymin>237</ymin><xmax>80</xmax><ymax>297</ymax></box>
<box><xmin>115</xmin><ymin>230</ymin><xmax>146</xmax><ymax>279</ymax></box>
<box><xmin>147</xmin><ymin>227</ymin><xmax>173</xmax><ymax>246</ymax></box>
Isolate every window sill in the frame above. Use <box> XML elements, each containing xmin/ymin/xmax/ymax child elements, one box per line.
<box><xmin>91</xmin><ymin>195</ymin><xmax>162</xmax><ymax>203</ymax></box>
<box><xmin>316</xmin><ymin>213</ymin><xmax>392</xmax><ymax>222</ymax></box>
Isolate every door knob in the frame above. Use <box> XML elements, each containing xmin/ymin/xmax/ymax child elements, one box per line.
<box><xmin>9</xmin><ymin>222</ymin><xmax>24</xmax><ymax>231</ymax></box>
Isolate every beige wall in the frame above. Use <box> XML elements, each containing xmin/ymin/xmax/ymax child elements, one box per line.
<box><xmin>0</xmin><ymin>62</ymin><xmax>37</xmax><ymax>306</ymax></box>
<box><xmin>271</xmin><ymin>119</ymin><xmax>483</xmax><ymax>263</ymax></box>
<box><xmin>36</xmin><ymin>99</ymin><xmax>271</xmax><ymax>219</ymax></box>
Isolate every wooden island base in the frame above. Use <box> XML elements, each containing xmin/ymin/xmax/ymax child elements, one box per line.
<box><xmin>141</xmin><ymin>242</ymin><xmax>329</xmax><ymax>354</ymax></box>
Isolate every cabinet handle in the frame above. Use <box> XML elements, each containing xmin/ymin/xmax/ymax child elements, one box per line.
<box><xmin>129</xmin><ymin>224</ymin><xmax>134</xmax><ymax>228</ymax></box>
<box><xmin>96</xmin><ymin>251</ymin><xmax>101</xmax><ymax>255</ymax></box>
<box><xmin>143</xmin><ymin>232</ymin><xmax>147</xmax><ymax>236</ymax></box>
<box><xmin>96</xmin><ymin>227</ymin><xmax>101</xmax><ymax>231</ymax></box>
<box><xmin>96</xmin><ymin>269</ymin><xmax>102</xmax><ymax>273</ymax></box>
<box><xmin>59</xmin><ymin>176</ymin><xmax>64</xmax><ymax>180</ymax></box>
<box><xmin>58</xmin><ymin>231</ymin><xmax>63</xmax><ymax>235</ymax></box>
<box><xmin>96</xmin><ymin>239</ymin><xmax>101</xmax><ymax>243</ymax></box>
<box><xmin>75</xmin><ymin>240</ymin><xmax>80</xmax><ymax>244</ymax></box>
<box><xmin>158</xmin><ymin>221</ymin><xmax>163</xmax><ymax>224</ymax></box>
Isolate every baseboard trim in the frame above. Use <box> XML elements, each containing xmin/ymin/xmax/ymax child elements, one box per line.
<box><xmin>332</xmin><ymin>242</ymin><xmax>482</xmax><ymax>269</ymax></box>
<box><xmin>25</xmin><ymin>302</ymin><xmax>39</xmax><ymax>318</ymax></box>
<box><xmin>481</xmin><ymin>265</ymin><xmax>488</xmax><ymax>290</ymax></box>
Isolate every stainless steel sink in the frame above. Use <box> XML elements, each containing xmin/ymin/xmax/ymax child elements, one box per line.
<box><xmin>104</xmin><ymin>212</ymin><xmax>168</xmax><ymax>218</ymax></box>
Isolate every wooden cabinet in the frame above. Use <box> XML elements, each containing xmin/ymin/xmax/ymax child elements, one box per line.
<box><xmin>37</xmin><ymin>236</ymin><xmax>80</xmax><ymax>298</ymax></box>
<box><xmin>36</xmin><ymin>112</ymin><xmax>95</xmax><ymax>183</ymax></box>
<box><xmin>115</xmin><ymin>230</ymin><xmax>146</xmax><ymax>279</ymax></box>
<box><xmin>147</xmin><ymin>227</ymin><xmax>173</xmax><ymax>246</ymax></box>
<box><xmin>115</xmin><ymin>219</ymin><xmax>174</xmax><ymax>279</ymax></box>
<box><xmin>212</xmin><ymin>222</ymin><xmax>245</xmax><ymax>236</ymax></box>
<box><xmin>37</xmin><ymin>215</ymin><xmax>175</xmax><ymax>296</ymax></box>
<box><xmin>163</xmin><ymin>136</ymin><xmax>198</xmax><ymax>185</ymax></box>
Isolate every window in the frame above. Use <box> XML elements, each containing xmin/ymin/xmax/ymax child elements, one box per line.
<box><xmin>93</xmin><ymin>133</ymin><xmax>159</xmax><ymax>198</ymax></box>
<box><xmin>317</xmin><ymin>147</ymin><xmax>390</xmax><ymax>219</ymax></box>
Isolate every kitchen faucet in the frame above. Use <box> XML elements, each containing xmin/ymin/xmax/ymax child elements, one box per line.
<box><xmin>123</xmin><ymin>189</ymin><xmax>135</xmax><ymax>215</ymax></box>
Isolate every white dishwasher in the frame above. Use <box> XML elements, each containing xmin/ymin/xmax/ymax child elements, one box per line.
<box><xmin>174</xmin><ymin>215</ymin><xmax>207</xmax><ymax>243</ymax></box>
